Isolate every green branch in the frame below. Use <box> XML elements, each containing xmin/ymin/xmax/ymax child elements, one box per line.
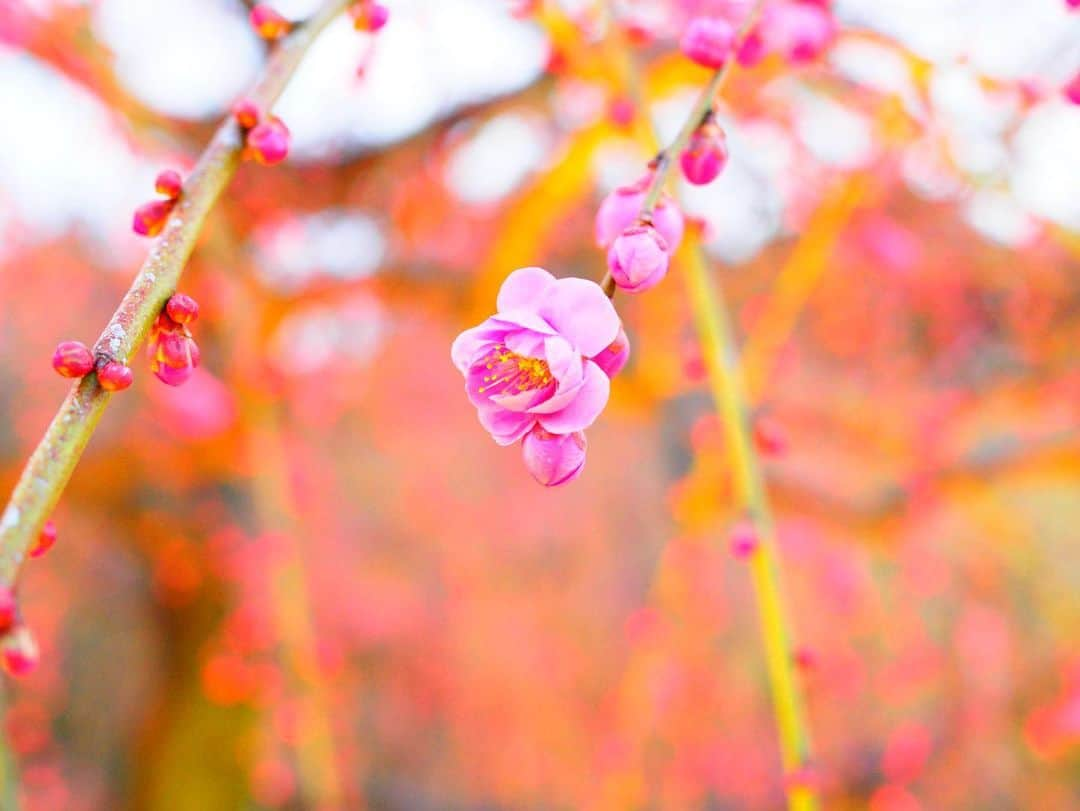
<box><xmin>0</xmin><ymin>0</ymin><xmax>352</xmax><ymax>586</ymax></box>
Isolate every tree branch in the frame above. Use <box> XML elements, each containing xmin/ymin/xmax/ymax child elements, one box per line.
<box><xmin>600</xmin><ymin>0</ymin><xmax>765</xmax><ymax>296</ymax></box>
<box><xmin>0</xmin><ymin>0</ymin><xmax>352</xmax><ymax>587</ymax></box>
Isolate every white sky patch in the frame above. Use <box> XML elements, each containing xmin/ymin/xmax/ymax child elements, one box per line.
<box><xmin>550</xmin><ymin>79</ymin><xmax>608</xmax><ymax>131</ymax></box>
<box><xmin>253</xmin><ymin>211</ymin><xmax>387</xmax><ymax>291</ymax></box>
<box><xmin>257</xmin><ymin>0</ymin><xmax>323</xmax><ymax>18</ymax></box>
<box><xmin>444</xmin><ymin>114</ymin><xmax>550</xmax><ymax>205</ymax></box>
<box><xmin>275</xmin><ymin>0</ymin><xmax>547</xmax><ymax>158</ymax></box>
<box><xmin>964</xmin><ymin>189</ymin><xmax>1040</xmax><ymax>247</ymax></box>
<box><xmin>836</xmin><ymin>0</ymin><xmax>1080</xmax><ymax>81</ymax></box>
<box><xmin>901</xmin><ymin>137</ymin><xmax>966</xmax><ymax>202</ymax></box>
<box><xmin>591</xmin><ymin>139</ymin><xmax>654</xmax><ymax>197</ymax></box>
<box><xmin>791</xmin><ymin>91</ymin><xmax>875</xmax><ymax>170</ymax></box>
<box><xmin>0</xmin><ymin>47</ymin><xmax>154</xmax><ymax>260</ymax></box>
<box><xmin>1011</xmin><ymin>102</ymin><xmax>1080</xmax><ymax>230</ymax></box>
<box><xmin>650</xmin><ymin>89</ymin><xmax>697</xmax><ymax>147</ymax></box>
<box><xmin>930</xmin><ymin>65</ymin><xmax>1019</xmax><ymax>134</ymax></box>
<box><xmin>829</xmin><ymin>38</ymin><xmax>917</xmax><ymax>99</ymax></box>
<box><xmin>926</xmin><ymin>66</ymin><xmax>1017</xmax><ymax>178</ymax></box>
<box><xmin>4</xmin><ymin>0</ymin><xmax>1080</xmax><ymax>256</ymax></box>
<box><xmin>683</xmin><ymin>119</ymin><xmax>791</xmax><ymax>264</ymax></box>
<box><xmin>270</xmin><ymin>296</ymin><xmax>385</xmax><ymax>375</ymax></box>
<box><xmin>93</xmin><ymin>0</ymin><xmax>262</xmax><ymax>119</ymax></box>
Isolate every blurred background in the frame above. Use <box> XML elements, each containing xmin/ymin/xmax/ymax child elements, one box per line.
<box><xmin>1</xmin><ymin>0</ymin><xmax>1079</xmax><ymax>808</ymax></box>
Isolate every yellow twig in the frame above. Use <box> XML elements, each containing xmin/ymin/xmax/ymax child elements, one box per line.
<box><xmin>681</xmin><ymin>242</ymin><xmax>817</xmax><ymax>809</ymax></box>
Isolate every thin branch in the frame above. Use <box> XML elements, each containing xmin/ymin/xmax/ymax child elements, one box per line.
<box><xmin>681</xmin><ymin>243</ymin><xmax>818</xmax><ymax>811</ymax></box>
<box><xmin>602</xmin><ymin>3</ymin><xmax>820</xmax><ymax>808</ymax></box>
<box><xmin>0</xmin><ymin>689</ymin><xmax>18</xmax><ymax>810</ymax></box>
<box><xmin>600</xmin><ymin>0</ymin><xmax>765</xmax><ymax>296</ymax></box>
<box><xmin>0</xmin><ymin>0</ymin><xmax>353</xmax><ymax>587</ymax></box>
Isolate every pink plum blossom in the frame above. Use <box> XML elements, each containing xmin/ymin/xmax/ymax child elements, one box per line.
<box><xmin>521</xmin><ymin>427</ymin><xmax>587</xmax><ymax>487</ymax></box>
<box><xmin>729</xmin><ymin>521</ymin><xmax>759</xmax><ymax>559</ymax></box>
<box><xmin>595</xmin><ymin>176</ymin><xmax>685</xmax><ymax>252</ymax></box>
<box><xmin>451</xmin><ymin>267</ymin><xmax>619</xmax><ymax>446</ymax></box>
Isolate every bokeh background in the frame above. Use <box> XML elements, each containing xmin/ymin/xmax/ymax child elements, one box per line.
<box><xmin>1</xmin><ymin>0</ymin><xmax>1080</xmax><ymax>808</ymax></box>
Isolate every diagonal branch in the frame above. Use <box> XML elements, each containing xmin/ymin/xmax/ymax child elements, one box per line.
<box><xmin>599</xmin><ymin>0</ymin><xmax>765</xmax><ymax>296</ymax></box>
<box><xmin>0</xmin><ymin>0</ymin><xmax>352</xmax><ymax>587</ymax></box>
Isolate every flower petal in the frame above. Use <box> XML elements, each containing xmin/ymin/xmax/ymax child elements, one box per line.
<box><xmin>451</xmin><ymin>320</ymin><xmax>506</xmax><ymax>374</ymax></box>
<box><xmin>527</xmin><ymin>378</ymin><xmax>584</xmax><ymax>414</ymax></box>
<box><xmin>536</xmin><ymin>361</ymin><xmax>610</xmax><ymax>433</ymax></box>
<box><xmin>492</xmin><ymin>382</ymin><xmax>555</xmax><ymax>412</ymax></box>
<box><xmin>536</xmin><ymin>277</ymin><xmax>620</xmax><ymax>357</ymax></box>
<box><xmin>543</xmin><ymin>335</ymin><xmax>583</xmax><ymax>390</ymax></box>
<box><xmin>525</xmin><ymin>336</ymin><xmax>585</xmax><ymax>414</ymax></box>
<box><xmin>496</xmin><ymin>267</ymin><xmax>557</xmax><ymax>313</ymax></box>
<box><xmin>491</xmin><ymin>308</ymin><xmax>559</xmax><ymax>336</ymax></box>
<box><xmin>477</xmin><ymin>406</ymin><xmax>536</xmax><ymax>446</ymax></box>
<box><xmin>504</xmin><ymin>329</ymin><xmax>548</xmax><ymax>358</ymax></box>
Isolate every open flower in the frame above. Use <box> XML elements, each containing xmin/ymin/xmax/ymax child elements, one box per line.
<box><xmin>451</xmin><ymin>267</ymin><xmax>619</xmax><ymax>446</ymax></box>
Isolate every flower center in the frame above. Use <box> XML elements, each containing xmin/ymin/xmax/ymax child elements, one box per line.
<box><xmin>478</xmin><ymin>346</ymin><xmax>553</xmax><ymax>395</ymax></box>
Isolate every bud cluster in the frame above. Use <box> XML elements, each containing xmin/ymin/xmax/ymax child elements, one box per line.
<box><xmin>133</xmin><ymin>169</ymin><xmax>184</xmax><ymax>238</ymax></box>
<box><xmin>149</xmin><ymin>293</ymin><xmax>202</xmax><ymax>387</ymax></box>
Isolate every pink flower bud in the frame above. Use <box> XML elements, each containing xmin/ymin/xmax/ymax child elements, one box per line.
<box><xmin>608</xmin><ymin>97</ymin><xmax>636</xmax><ymax>128</ymax></box>
<box><xmin>132</xmin><ymin>199</ymin><xmax>176</xmax><ymax>237</ymax></box>
<box><xmin>590</xmin><ymin>326</ymin><xmax>630</xmax><ymax>378</ymax></box>
<box><xmin>753</xmin><ymin>415</ymin><xmax>788</xmax><ymax>456</ymax></box>
<box><xmin>154</xmin><ymin>363</ymin><xmax>194</xmax><ymax>387</ymax></box>
<box><xmin>98</xmin><ymin>361</ymin><xmax>134</xmax><ymax>392</ymax></box>
<box><xmin>770</xmin><ymin>2</ymin><xmax>835</xmax><ymax>64</ymax></box>
<box><xmin>250</xmin><ymin>4</ymin><xmax>291</xmax><ymax>40</ymax></box>
<box><xmin>595</xmin><ymin>177</ymin><xmax>684</xmax><ymax>251</ymax></box>
<box><xmin>166</xmin><ymin>293</ymin><xmax>200</xmax><ymax>326</ymax></box>
<box><xmin>155</xmin><ymin>169</ymin><xmax>183</xmax><ymax>200</ymax></box>
<box><xmin>683</xmin><ymin>350</ymin><xmax>706</xmax><ymax>382</ymax></box>
<box><xmin>232</xmin><ymin>98</ymin><xmax>261</xmax><ymax>130</ymax></box>
<box><xmin>0</xmin><ymin>587</ymin><xmax>16</xmax><ymax>635</ymax></box>
<box><xmin>607</xmin><ymin>225</ymin><xmax>670</xmax><ymax>294</ymax></box>
<box><xmin>1</xmin><ymin>627</ymin><xmax>39</xmax><ymax>677</ymax></box>
<box><xmin>1069</xmin><ymin>0</ymin><xmax>1080</xmax><ymax>9</ymax></box>
<box><xmin>150</xmin><ymin>318</ymin><xmax>199</xmax><ymax>386</ymax></box>
<box><xmin>680</xmin><ymin>121</ymin><xmax>728</xmax><ymax>185</ymax></box>
<box><xmin>30</xmin><ymin>520</ymin><xmax>57</xmax><ymax>559</ymax></box>
<box><xmin>729</xmin><ymin>521</ymin><xmax>759</xmax><ymax>560</ymax></box>
<box><xmin>737</xmin><ymin>27</ymin><xmax>767</xmax><ymax>67</ymax></box>
<box><xmin>680</xmin><ymin>17</ymin><xmax>736</xmax><ymax>70</ymax></box>
<box><xmin>349</xmin><ymin>0</ymin><xmax>389</xmax><ymax>31</ymax></box>
<box><xmin>52</xmin><ymin>340</ymin><xmax>94</xmax><ymax>378</ymax></box>
<box><xmin>246</xmin><ymin>117</ymin><xmax>290</xmax><ymax>166</ymax></box>
<box><xmin>521</xmin><ymin>427</ymin><xmax>587</xmax><ymax>487</ymax></box>
<box><xmin>157</xmin><ymin>332</ymin><xmax>193</xmax><ymax>367</ymax></box>
<box><xmin>1066</xmin><ymin>71</ymin><xmax>1080</xmax><ymax>106</ymax></box>
<box><xmin>793</xmin><ymin>646</ymin><xmax>817</xmax><ymax>671</ymax></box>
